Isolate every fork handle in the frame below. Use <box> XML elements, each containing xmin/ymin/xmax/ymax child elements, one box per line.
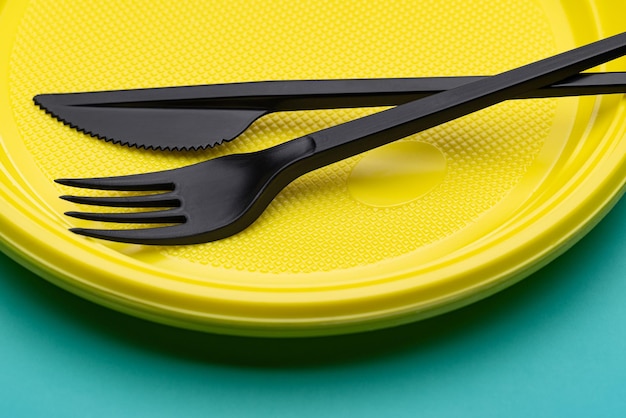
<box><xmin>298</xmin><ymin>32</ymin><xmax>626</xmax><ymax>165</ymax></box>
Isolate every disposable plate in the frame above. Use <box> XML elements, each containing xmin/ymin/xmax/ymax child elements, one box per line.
<box><xmin>0</xmin><ymin>0</ymin><xmax>624</xmax><ymax>336</ymax></box>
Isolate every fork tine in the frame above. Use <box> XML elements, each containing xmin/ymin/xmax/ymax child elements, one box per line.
<box><xmin>65</xmin><ymin>208</ymin><xmax>185</xmax><ymax>224</ymax></box>
<box><xmin>69</xmin><ymin>224</ymin><xmax>196</xmax><ymax>245</ymax></box>
<box><xmin>55</xmin><ymin>172</ymin><xmax>175</xmax><ymax>191</ymax></box>
<box><xmin>60</xmin><ymin>192</ymin><xmax>179</xmax><ymax>208</ymax></box>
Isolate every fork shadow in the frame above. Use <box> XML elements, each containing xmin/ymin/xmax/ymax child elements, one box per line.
<box><xmin>3</xmin><ymin>197</ymin><xmax>624</xmax><ymax>369</ymax></box>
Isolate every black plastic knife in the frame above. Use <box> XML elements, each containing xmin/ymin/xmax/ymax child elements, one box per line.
<box><xmin>35</xmin><ymin>73</ymin><xmax>626</xmax><ymax>151</ymax></box>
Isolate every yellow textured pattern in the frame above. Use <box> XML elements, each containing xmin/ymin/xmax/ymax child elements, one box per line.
<box><xmin>9</xmin><ymin>0</ymin><xmax>557</xmax><ymax>273</ymax></box>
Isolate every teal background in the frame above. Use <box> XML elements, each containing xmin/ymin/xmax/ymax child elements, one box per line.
<box><xmin>0</xmin><ymin>197</ymin><xmax>624</xmax><ymax>417</ymax></box>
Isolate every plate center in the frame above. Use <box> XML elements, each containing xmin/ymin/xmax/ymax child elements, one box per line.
<box><xmin>348</xmin><ymin>142</ymin><xmax>447</xmax><ymax>207</ymax></box>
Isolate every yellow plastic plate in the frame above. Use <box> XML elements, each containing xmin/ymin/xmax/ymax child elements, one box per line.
<box><xmin>1</xmin><ymin>0</ymin><xmax>624</xmax><ymax>337</ymax></box>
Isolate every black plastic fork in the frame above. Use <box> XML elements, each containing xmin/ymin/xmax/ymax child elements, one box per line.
<box><xmin>57</xmin><ymin>32</ymin><xmax>626</xmax><ymax>245</ymax></box>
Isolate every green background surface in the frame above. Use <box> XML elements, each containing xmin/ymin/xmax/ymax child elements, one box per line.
<box><xmin>0</xmin><ymin>197</ymin><xmax>624</xmax><ymax>417</ymax></box>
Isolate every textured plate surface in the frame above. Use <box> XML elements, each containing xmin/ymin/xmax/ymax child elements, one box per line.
<box><xmin>0</xmin><ymin>0</ymin><xmax>624</xmax><ymax>336</ymax></box>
